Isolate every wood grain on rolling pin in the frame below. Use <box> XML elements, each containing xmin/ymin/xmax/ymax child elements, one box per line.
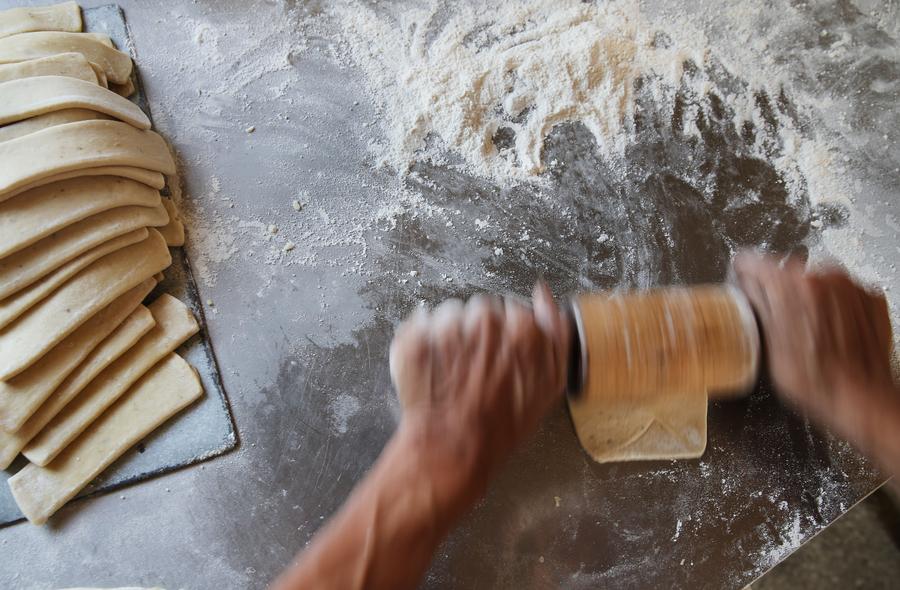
<box><xmin>571</xmin><ymin>285</ymin><xmax>759</xmax><ymax>401</ymax></box>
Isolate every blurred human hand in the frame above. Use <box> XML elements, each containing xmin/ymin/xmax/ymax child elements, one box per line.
<box><xmin>389</xmin><ymin>283</ymin><xmax>570</xmax><ymax>489</ymax></box>
<box><xmin>733</xmin><ymin>252</ymin><xmax>895</xmax><ymax>430</ymax></box>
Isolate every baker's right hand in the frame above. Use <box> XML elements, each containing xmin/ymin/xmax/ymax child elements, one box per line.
<box><xmin>733</xmin><ymin>252</ymin><xmax>895</xmax><ymax>426</ymax></box>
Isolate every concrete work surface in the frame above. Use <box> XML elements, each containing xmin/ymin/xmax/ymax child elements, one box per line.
<box><xmin>1</xmin><ymin>0</ymin><xmax>899</xmax><ymax>589</ymax></box>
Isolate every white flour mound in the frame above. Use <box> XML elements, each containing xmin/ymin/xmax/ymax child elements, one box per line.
<box><xmin>335</xmin><ymin>0</ymin><xmax>705</xmax><ymax>182</ymax></box>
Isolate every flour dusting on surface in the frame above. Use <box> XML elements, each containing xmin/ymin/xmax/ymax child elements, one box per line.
<box><xmin>129</xmin><ymin>0</ymin><xmax>898</xmax><ymax>586</ymax></box>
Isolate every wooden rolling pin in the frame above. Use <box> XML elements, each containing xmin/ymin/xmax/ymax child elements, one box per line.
<box><xmin>566</xmin><ymin>285</ymin><xmax>761</xmax><ymax>401</ymax></box>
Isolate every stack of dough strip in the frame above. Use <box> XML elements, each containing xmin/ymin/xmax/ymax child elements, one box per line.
<box><xmin>0</xmin><ymin>2</ymin><xmax>203</xmax><ymax>526</ymax></box>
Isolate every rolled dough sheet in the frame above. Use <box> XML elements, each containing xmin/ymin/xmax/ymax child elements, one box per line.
<box><xmin>90</xmin><ymin>61</ymin><xmax>108</xmax><ymax>88</ymax></box>
<box><xmin>0</xmin><ymin>229</ymin><xmax>170</xmax><ymax>381</ymax></box>
<box><xmin>158</xmin><ymin>197</ymin><xmax>185</xmax><ymax>247</ymax></box>
<box><xmin>568</xmin><ymin>390</ymin><xmax>708</xmax><ymax>463</ymax></box>
<box><xmin>0</xmin><ymin>75</ymin><xmax>150</xmax><ymax>129</ymax></box>
<box><xmin>0</xmin><ymin>176</ymin><xmax>160</xmax><ymax>259</ymax></box>
<box><xmin>0</xmin><ymin>52</ymin><xmax>96</xmax><ymax>84</ymax></box>
<box><xmin>9</xmin><ymin>352</ymin><xmax>203</xmax><ymax>525</ymax></box>
<box><xmin>24</xmin><ymin>294</ymin><xmax>200</xmax><ymax>466</ymax></box>
<box><xmin>0</xmin><ymin>229</ymin><xmax>148</xmax><ymax>331</ymax></box>
<box><xmin>0</xmin><ymin>203</ymin><xmax>168</xmax><ymax>300</ymax></box>
<box><xmin>0</xmin><ymin>120</ymin><xmax>175</xmax><ymax>201</ymax></box>
<box><xmin>110</xmin><ymin>77</ymin><xmax>134</xmax><ymax>98</ymax></box>
<box><xmin>0</xmin><ymin>108</ymin><xmax>105</xmax><ymax>143</ymax></box>
<box><xmin>0</xmin><ymin>2</ymin><xmax>82</xmax><ymax>39</ymax></box>
<box><xmin>0</xmin><ymin>279</ymin><xmax>153</xmax><ymax>434</ymax></box>
<box><xmin>0</xmin><ymin>305</ymin><xmax>154</xmax><ymax>469</ymax></box>
<box><xmin>0</xmin><ymin>31</ymin><xmax>132</xmax><ymax>84</ymax></box>
<box><xmin>3</xmin><ymin>164</ymin><xmax>166</xmax><ymax>199</ymax></box>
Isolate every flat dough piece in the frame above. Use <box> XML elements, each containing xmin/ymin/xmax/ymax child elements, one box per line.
<box><xmin>158</xmin><ymin>198</ymin><xmax>185</xmax><ymax>247</ymax></box>
<box><xmin>0</xmin><ymin>2</ymin><xmax>81</xmax><ymax>39</ymax></box>
<box><xmin>0</xmin><ymin>52</ymin><xmax>96</xmax><ymax>84</ymax></box>
<box><xmin>0</xmin><ymin>279</ymin><xmax>153</xmax><ymax>434</ymax></box>
<box><xmin>0</xmin><ymin>203</ymin><xmax>168</xmax><ymax>300</ymax></box>
<box><xmin>0</xmin><ymin>229</ymin><xmax>171</xmax><ymax>380</ymax></box>
<box><xmin>0</xmin><ymin>31</ymin><xmax>132</xmax><ymax>84</ymax></box>
<box><xmin>0</xmin><ymin>176</ymin><xmax>160</xmax><ymax>259</ymax></box>
<box><xmin>568</xmin><ymin>390</ymin><xmax>708</xmax><ymax>463</ymax></box>
<box><xmin>24</xmin><ymin>294</ymin><xmax>199</xmax><ymax>465</ymax></box>
<box><xmin>9</xmin><ymin>352</ymin><xmax>203</xmax><ymax>525</ymax></box>
<box><xmin>0</xmin><ymin>76</ymin><xmax>150</xmax><ymax>129</ymax></box>
<box><xmin>88</xmin><ymin>61</ymin><xmax>107</xmax><ymax>88</ymax></box>
<box><xmin>110</xmin><ymin>77</ymin><xmax>134</xmax><ymax>98</ymax></box>
<box><xmin>0</xmin><ymin>229</ymin><xmax>148</xmax><ymax>331</ymax></box>
<box><xmin>5</xmin><ymin>164</ymin><xmax>166</xmax><ymax>199</ymax></box>
<box><xmin>0</xmin><ymin>108</ymin><xmax>105</xmax><ymax>143</ymax></box>
<box><xmin>0</xmin><ymin>120</ymin><xmax>175</xmax><ymax>201</ymax></box>
<box><xmin>0</xmin><ymin>305</ymin><xmax>154</xmax><ymax>469</ymax></box>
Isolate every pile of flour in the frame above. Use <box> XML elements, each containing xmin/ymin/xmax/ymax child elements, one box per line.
<box><xmin>334</xmin><ymin>0</ymin><xmax>707</xmax><ymax>182</ymax></box>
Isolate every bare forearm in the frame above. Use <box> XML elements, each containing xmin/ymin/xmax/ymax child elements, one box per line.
<box><xmin>272</xmin><ymin>422</ymin><xmax>486</xmax><ymax>590</ymax></box>
<box><xmin>830</xmin><ymin>381</ymin><xmax>900</xmax><ymax>478</ymax></box>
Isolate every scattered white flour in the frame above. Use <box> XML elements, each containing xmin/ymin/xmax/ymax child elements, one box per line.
<box><xmin>334</xmin><ymin>0</ymin><xmax>703</xmax><ymax>182</ymax></box>
<box><xmin>328</xmin><ymin>393</ymin><xmax>361</xmax><ymax>435</ymax></box>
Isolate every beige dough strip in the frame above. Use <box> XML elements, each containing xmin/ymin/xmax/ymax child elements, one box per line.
<box><xmin>0</xmin><ymin>203</ymin><xmax>167</xmax><ymax>300</ymax></box>
<box><xmin>158</xmin><ymin>198</ymin><xmax>186</xmax><ymax>247</ymax></box>
<box><xmin>0</xmin><ymin>176</ymin><xmax>161</xmax><ymax>259</ymax></box>
<box><xmin>89</xmin><ymin>61</ymin><xmax>108</xmax><ymax>88</ymax></box>
<box><xmin>0</xmin><ymin>31</ymin><xmax>132</xmax><ymax>84</ymax></box>
<box><xmin>0</xmin><ymin>229</ymin><xmax>171</xmax><ymax>381</ymax></box>
<box><xmin>10</xmin><ymin>352</ymin><xmax>203</xmax><ymax>525</ymax></box>
<box><xmin>0</xmin><ymin>2</ymin><xmax>82</xmax><ymax>39</ymax></box>
<box><xmin>0</xmin><ymin>229</ymin><xmax>148</xmax><ymax>331</ymax></box>
<box><xmin>0</xmin><ymin>120</ymin><xmax>175</xmax><ymax>201</ymax></box>
<box><xmin>111</xmin><ymin>77</ymin><xmax>135</xmax><ymax>98</ymax></box>
<box><xmin>0</xmin><ymin>108</ymin><xmax>105</xmax><ymax>143</ymax></box>
<box><xmin>24</xmin><ymin>294</ymin><xmax>199</xmax><ymax>465</ymax></box>
<box><xmin>0</xmin><ymin>76</ymin><xmax>150</xmax><ymax>129</ymax></box>
<box><xmin>0</xmin><ymin>52</ymin><xmax>96</xmax><ymax>84</ymax></box>
<box><xmin>83</xmin><ymin>32</ymin><xmax>114</xmax><ymax>48</ymax></box>
<box><xmin>0</xmin><ymin>279</ymin><xmax>153</xmax><ymax>434</ymax></box>
<box><xmin>4</xmin><ymin>164</ymin><xmax>166</xmax><ymax>198</ymax></box>
<box><xmin>0</xmin><ymin>305</ymin><xmax>154</xmax><ymax>469</ymax></box>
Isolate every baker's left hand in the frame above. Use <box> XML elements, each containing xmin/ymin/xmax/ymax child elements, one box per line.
<box><xmin>389</xmin><ymin>283</ymin><xmax>570</xmax><ymax>496</ymax></box>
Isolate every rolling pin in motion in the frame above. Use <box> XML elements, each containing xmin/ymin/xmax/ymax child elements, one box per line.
<box><xmin>566</xmin><ymin>284</ymin><xmax>761</xmax><ymax>402</ymax></box>
<box><xmin>564</xmin><ymin>285</ymin><xmax>761</xmax><ymax>463</ymax></box>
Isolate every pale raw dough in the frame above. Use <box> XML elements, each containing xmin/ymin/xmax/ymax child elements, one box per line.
<box><xmin>0</xmin><ymin>279</ymin><xmax>153</xmax><ymax>434</ymax></box>
<box><xmin>4</xmin><ymin>164</ymin><xmax>166</xmax><ymax>199</ymax></box>
<box><xmin>0</xmin><ymin>31</ymin><xmax>132</xmax><ymax>84</ymax></box>
<box><xmin>89</xmin><ymin>61</ymin><xmax>108</xmax><ymax>88</ymax></box>
<box><xmin>0</xmin><ymin>229</ymin><xmax>148</xmax><ymax>330</ymax></box>
<box><xmin>9</xmin><ymin>352</ymin><xmax>203</xmax><ymax>525</ymax></box>
<box><xmin>0</xmin><ymin>2</ymin><xmax>82</xmax><ymax>39</ymax></box>
<box><xmin>0</xmin><ymin>75</ymin><xmax>150</xmax><ymax>128</ymax></box>
<box><xmin>24</xmin><ymin>294</ymin><xmax>199</xmax><ymax>465</ymax></box>
<box><xmin>0</xmin><ymin>108</ymin><xmax>105</xmax><ymax>143</ymax></box>
<box><xmin>0</xmin><ymin>203</ymin><xmax>168</xmax><ymax>300</ymax></box>
<box><xmin>0</xmin><ymin>119</ymin><xmax>175</xmax><ymax>200</ymax></box>
<box><xmin>0</xmin><ymin>176</ymin><xmax>161</xmax><ymax>258</ymax></box>
<box><xmin>0</xmin><ymin>229</ymin><xmax>170</xmax><ymax>381</ymax></box>
<box><xmin>83</xmin><ymin>32</ymin><xmax>113</xmax><ymax>48</ymax></box>
<box><xmin>158</xmin><ymin>197</ymin><xmax>185</xmax><ymax>247</ymax></box>
<box><xmin>568</xmin><ymin>390</ymin><xmax>708</xmax><ymax>463</ymax></box>
<box><xmin>0</xmin><ymin>52</ymin><xmax>96</xmax><ymax>84</ymax></box>
<box><xmin>567</xmin><ymin>287</ymin><xmax>758</xmax><ymax>463</ymax></box>
<box><xmin>110</xmin><ymin>77</ymin><xmax>134</xmax><ymax>97</ymax></box>
<box><xmin>0</xmin><ymin>305</ymin><xmax>154</xmax><ymax>469</ymax></box>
